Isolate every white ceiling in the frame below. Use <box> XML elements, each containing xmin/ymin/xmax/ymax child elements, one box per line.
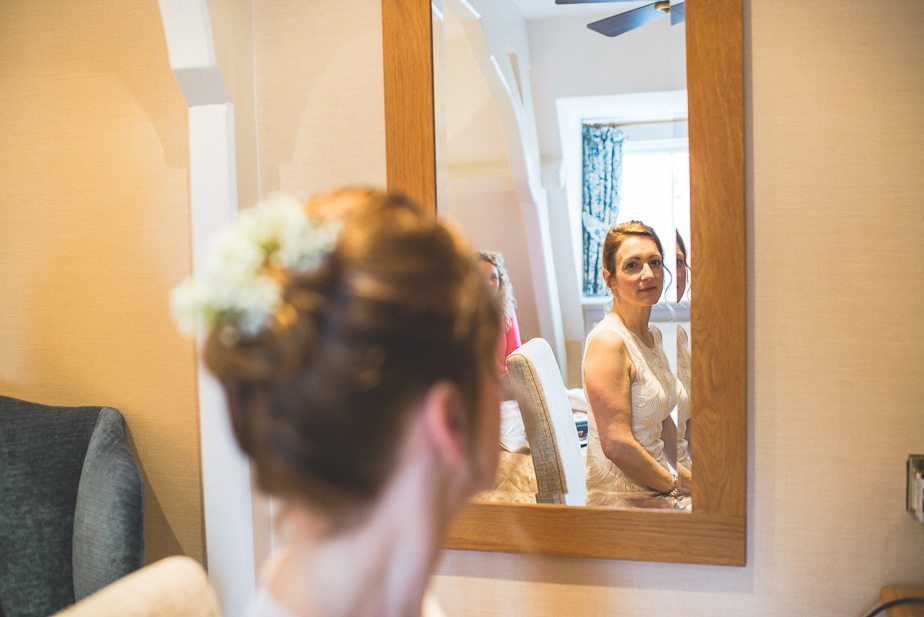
<box><xmin>508</xmin><ymin>0</ymin><xmax>650</xmax><ymax>21</ymax></box>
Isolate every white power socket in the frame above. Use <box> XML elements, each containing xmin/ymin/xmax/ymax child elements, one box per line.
<box><xmin>915</xmin><ymin>473</ymin><xmax>924</xmax><ymax>523</ymax></box>
<box><xmin>908</xmin><ymin>455</ymin><xmax>924</xmax><ymax>523</ymax></box>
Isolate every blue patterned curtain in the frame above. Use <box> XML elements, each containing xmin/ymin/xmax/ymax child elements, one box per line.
<box><xmin>581</xmin><ymin>125</ymin><xmax>626</xmax><ymax>296</ymax></box>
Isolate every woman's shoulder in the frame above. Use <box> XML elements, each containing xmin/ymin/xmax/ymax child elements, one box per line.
<box><xmin>584</xmin><ymin>327</ymin><xmax>633</xmax><ymax>378</ymax></box>
<box><xmin>586</xmin><ymin>321</ymin><xmax>629</xmax><ymax>353</ymax></box>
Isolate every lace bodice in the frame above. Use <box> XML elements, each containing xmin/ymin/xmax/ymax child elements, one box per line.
<box><xmin>582</xmin><ymin>312</ymin><xmax>682</xmax><ymax>507</ymax></box>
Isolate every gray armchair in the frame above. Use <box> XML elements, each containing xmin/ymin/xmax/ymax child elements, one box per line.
<box><xmin>0</xmin><ymin>396</ymin><xmax>144</xmax><ymax>617</ymax></box>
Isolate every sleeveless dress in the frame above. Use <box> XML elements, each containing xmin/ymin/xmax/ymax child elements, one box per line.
<box><xmin>582</xmin><ymin>312</ymin><xmax>684</xmax><ymax>507</ymax></box>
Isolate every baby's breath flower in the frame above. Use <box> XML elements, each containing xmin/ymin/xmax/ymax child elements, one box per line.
<box><xmin>170</xmin><ymin>193</ymin><xmax>338</xmax><ymax>342</ymax></box>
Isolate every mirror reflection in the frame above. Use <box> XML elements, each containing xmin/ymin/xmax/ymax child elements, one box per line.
<box><xmin>432</xmin><ymin>0</ymin><xmax>691</xmax><ymax>509</ymax></box>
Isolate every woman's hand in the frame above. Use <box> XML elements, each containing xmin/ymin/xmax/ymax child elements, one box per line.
<box><xmin>677</xmin><ymin>465</ymin><xmax>692</xmax><ymax>495</ymax></box>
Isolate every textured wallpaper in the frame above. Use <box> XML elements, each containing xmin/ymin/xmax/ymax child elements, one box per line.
<box><xmin>0</xmin><ymin>0</ymin><xmax>204</xmax><ymax>565</ymax></box>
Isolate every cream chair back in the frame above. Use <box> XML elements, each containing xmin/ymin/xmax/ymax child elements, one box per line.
<box><xmin>506</xmin><ymin>338</ymin><xmax>586</xmax><ymax>505</ymax></box>
<box><xmin>55</xmin><ymin>556</ymin><xmax>221</xmax><ymax>617</ymax></box>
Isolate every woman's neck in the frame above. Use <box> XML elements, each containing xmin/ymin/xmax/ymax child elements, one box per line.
<box><xmin>611</xmin><ymin>300</ymin><xmax>652</xmax><ymax>342</ymax></box>
<box><xmin>266</xmin><ymin>442</ymin><xmax>455</xmax><ymax>617</ymax></box>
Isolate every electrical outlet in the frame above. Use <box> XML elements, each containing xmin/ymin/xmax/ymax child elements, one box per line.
<box><xmin>907</xmin><ymin>455</ymin><xmax>924</xmax><ymax>516</ymax></box>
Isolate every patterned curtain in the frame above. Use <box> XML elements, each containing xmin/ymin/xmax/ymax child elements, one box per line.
<box><xmin>582</xmin><ymin>124</ymin><xmax>626</xmax><ymax>296</ymax></box>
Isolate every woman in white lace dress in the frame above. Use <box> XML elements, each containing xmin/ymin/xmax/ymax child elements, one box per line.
<box><xmin>172</xmin><ymin>189</ymin><xmax>502</xmax><ymax>617</ymax></box>
<box><xmin>582</xmin><ymin>221</ymin><xmax>690</xmax><ymax>508</ymax></box>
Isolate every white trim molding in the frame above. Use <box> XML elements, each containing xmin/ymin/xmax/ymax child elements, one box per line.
<box><xmin>157</xmin><ymin>2</ymin><xmax>255</xmax><ymax>616</ymax></box>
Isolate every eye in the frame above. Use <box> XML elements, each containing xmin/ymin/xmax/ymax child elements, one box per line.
<box><xmin>677</xmin><ymin>258</ymin><xmax>685</xmax><ymax>268</ymax></box>
<box><xmin>624</xmin><ymin>262</ymin><xmax>639</xmax><ymax>271</ymax></box>
<box><xmin>651</xmin><ymin>259</ymin><xmax>662</xmax><ymax>268</ymax></box>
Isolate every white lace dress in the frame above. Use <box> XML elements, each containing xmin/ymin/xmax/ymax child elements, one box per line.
<box><xmin>582</xmin><ymin>312</ymin><xmax>684</xmax><ymax>507</ymax></box>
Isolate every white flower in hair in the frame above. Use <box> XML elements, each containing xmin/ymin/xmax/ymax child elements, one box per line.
<box><xmin>170</xmin><ymin>193</ymin><xmax>339</xmax><ymax>342</ymax></box>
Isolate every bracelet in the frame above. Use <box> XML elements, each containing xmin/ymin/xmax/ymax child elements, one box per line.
<box><xmin>664</xmin><ymin>474</ymin><xmax>681</xmax><ymax>499</ymax></box>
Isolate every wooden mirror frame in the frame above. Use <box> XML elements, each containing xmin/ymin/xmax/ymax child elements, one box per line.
<box><xmin>382</xmin><ymin>0</ymin><xmax>745</xmax><ymax>565</ymax></box>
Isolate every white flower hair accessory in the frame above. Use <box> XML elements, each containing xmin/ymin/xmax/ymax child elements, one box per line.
<box><xmin>170</xmin><ymin>193</ymin><xmax>340</xmax><ymax>344</ymax></box>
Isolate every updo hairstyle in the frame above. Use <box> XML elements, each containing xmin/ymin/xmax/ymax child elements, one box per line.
<box><xmin>203</xmin><ymin>188</ymin><xmax>501</xmax><ymax>527</ymax></box>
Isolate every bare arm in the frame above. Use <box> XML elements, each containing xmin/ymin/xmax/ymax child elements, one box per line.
<box><xmin>584</xmin><ymin>331</ymin><xmax>676</xmax><ymax>494</ymax></box>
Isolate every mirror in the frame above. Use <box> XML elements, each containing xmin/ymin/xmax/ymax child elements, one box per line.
<box><xmin>382</xmin><ymin>0</ymin><xmax>745</xmax><ymax>564</ymax></box>
<box><xmin>431</xmin><ymin>0</ymin><xmax>693</xmax><ymax>512</ymax></box>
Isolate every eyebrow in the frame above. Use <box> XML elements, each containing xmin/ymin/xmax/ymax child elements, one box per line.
<box><xmin>621</xmin><ymin>253</ymin><xmax>662</xmax><ymax>262</ymax></box>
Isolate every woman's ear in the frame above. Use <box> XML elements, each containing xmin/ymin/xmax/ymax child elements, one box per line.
<box><xmin>421</xmin><ymin>381</ymin><xmax>467</xmax><ymax>465</ymax></box>
<box><xmin>602</xmin><ymin>268</ymin><xmax>612</xmax><ymax>289</ymax></box>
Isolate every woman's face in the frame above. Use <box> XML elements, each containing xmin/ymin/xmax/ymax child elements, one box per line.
<box><xmin>478</xmin><ymin>260</ymin><xmax>500</xmax><ymax>295</ymax></box>
<box><xmin>606</xmin><ymin>236</ymin><xmax>664</xmax><ymax>307</ymax></box>
<box><xmin>676</xmin><ymin>248</ymin><xmax>687</xmax><ymax>301</ymax></box>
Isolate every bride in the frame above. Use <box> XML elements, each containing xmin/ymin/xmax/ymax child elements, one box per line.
<box><xmin>172</xmin><ymin>188</ymin><xmax>502</xmax><ymax>616</ymax></box>
<box><xmin>582</xmin><ymin>220</ymin><xmax>690</xmax><ymax>509</ymax></box>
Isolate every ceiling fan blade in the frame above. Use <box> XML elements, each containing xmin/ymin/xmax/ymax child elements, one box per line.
<box><xmin>671</xmin><ymin>2</ymin><xmax>685</xmax><ymax>25</ymax></box>
<box><xmin>587</xmin><ymin>3</ymin><xmax>666</xmax><ymax>37</ymax></box>
<box><xmin>556</xmin><ymin>0</ymin><xmax>643</xmax><ymax>4</ymax></box>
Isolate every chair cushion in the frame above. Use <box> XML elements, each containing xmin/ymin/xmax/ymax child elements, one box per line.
<box><xmin>0</xmin><ymin>396</ymin><xmax>101</xmax><ymax>616</ymax></box>
<box><xmin>72</xmin><ymin>407</ymin><xmax>144</xmax><ymax>600</ymax></box>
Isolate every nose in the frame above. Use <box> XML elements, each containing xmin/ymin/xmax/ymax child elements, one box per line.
<box><xmin>640</xmin><ymin>263</ymin><xmax>654</xmax><ymax>280</ymax></box>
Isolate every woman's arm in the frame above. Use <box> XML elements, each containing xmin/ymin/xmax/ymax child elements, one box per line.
<box><xmin>584</xmin><ymin>330</ymin><xmax>676</xmax><ymax>494</ymax></box>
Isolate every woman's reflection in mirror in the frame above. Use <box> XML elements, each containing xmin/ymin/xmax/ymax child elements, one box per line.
<box><xmin>582</xmin><ymin>221</ymin><xmax>691</xmax><ymax>509</ymax></box>
<box><xmin>675</xmin><ymin>231</ymin><xmax>692</xmax><ymax>478</ymax></box>
<box><xmin>478</xmin><ymin>251</ymin><xmax>521</xmax><ymax>400</ymax></box>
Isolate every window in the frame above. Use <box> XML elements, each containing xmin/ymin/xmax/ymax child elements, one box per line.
<box><xmin>581</xmin><ymin>121</ymin><xmax>689</xmax><ymax>302</ymax></box>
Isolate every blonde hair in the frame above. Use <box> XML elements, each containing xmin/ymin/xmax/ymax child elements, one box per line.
<box><xmin>478</xmin><ymin>250</ymin><xmax>516</xmax><ymax>323</ymax></box>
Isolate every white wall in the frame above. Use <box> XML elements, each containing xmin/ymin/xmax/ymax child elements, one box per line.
<box><xmin>438</xmin><ymin>6</ymin><xmax>541</xmax><ymax>341</ymax></box>
<box><xmin>432</xmin><ymin>1</ymin><xmax>924</xmax><ymax>615</ymax></box>
<box><xmin>528</xmin><ymin>13</ymin><xmax>686</xmax><ymax>161</ymax></box>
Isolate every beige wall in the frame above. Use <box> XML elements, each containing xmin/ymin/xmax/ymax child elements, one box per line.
<box><xmin>0</xmin><ymin>0</ymin><xmax>204</xmax><ymax>564</ymax></box>
<box><xmin>433</xmin><ymin>1</ymin><xmax>924</xmax><ymax>615</ymax></box>
<box><xmin>207</xmin><ymin>0</ymin><xmax>259</xmax><ymax>210</ymax></box>
<box><xmin>253</xmin><ymin>0</ymin><xmax>386</xmax><ymax>198</ymax></box>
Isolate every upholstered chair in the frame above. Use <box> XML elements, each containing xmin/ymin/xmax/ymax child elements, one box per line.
<box><xmin>0</xmin><ymin>396</ymin><xmax>145</xmax><ymax>616</ymax></box>
<box><xmin>505</xmin><ymin>338</ymin><xmax>586</xmax><ymax>505</ymax></box>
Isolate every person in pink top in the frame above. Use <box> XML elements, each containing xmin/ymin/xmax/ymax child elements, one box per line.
<box><xmin>477</xmin><ymin>251</ymin><xmax>521</xmax><ymax>380</ymax></box>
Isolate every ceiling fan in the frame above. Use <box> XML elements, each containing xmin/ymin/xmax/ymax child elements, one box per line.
<box><xmin>555</xmin><ymin>0</ymin><xmax>685</xmax><ymax>38</ymax></box>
